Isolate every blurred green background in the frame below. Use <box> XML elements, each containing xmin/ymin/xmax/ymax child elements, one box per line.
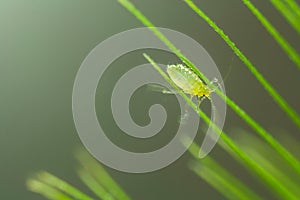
<box><xmin>1</xmin><ymin>0</ymin><xmax>300</xmax><ymax>199</ymax></box>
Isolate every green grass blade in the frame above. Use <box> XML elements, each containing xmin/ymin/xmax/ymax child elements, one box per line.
<box><xmin>184</xmin><ymin>0</ymin><xmax>300</xmax><ymax>129</ymax></box>
<box><xmin>144</xmin><ymin>54</ymin><xmax>298</xmax><ymax>199</ymax></box>
<box><xmin>191</xmin><ymin>163</ymin><xmax>251</xmax><ymax>200</ymax></box>
<box><xmin>224</xmin><ymin>96</ymin><xmax>300</xmax><ymax>176</ymax></box>
<box><xmin>119</xmin><ymin>0</ymin><xmax>300</xmax><ymax>177</ymax></box>
<box><xmin>76</xmin><ymin>151</ymin><xmax>132</xmax><ymax>200</ymax></box>
<box><xmin>35</xmin><ymin>171</ymin><xmax>94</xmax><ymax>200</ymax></box>
<box><xmin>219</xmin><ymin>134</ymin><xmax>300</xmax><ymax>198</ymax></box>
<box><xmin>246</xmin><ymin>149</ymin><xmax>300</xmax><ymax>197</ymax></box>
<box><xmin>118</xmin><ymin>0</ymin><xmax>208</xmax><ymax>85</ymax></box>
<box><xmin>77</xmin><ymin>168</ymin><xmax>115</xmax><ymax>200</ymax></box>
<box><xmin>26</xmin><ymin>179</ymin><xmax>73</xmax><ymax>200</ymax></box>
<box><xmin>182</xmin><ymin>0</ymin><xmax>300</xmax><ymax>173</ymax></box>
<box><xmin>187</xmin><ymin>143</ymin><xmax>263</xmax><ymax>200</ymax></box>
<box><xmin>270</xmin><ymin>0</ymin><xmax>300</xmax><ymax>35</ymax></box>
<box><xmin>285</xmin><ymin>0</ymin><xmax>300</xmax><ymax>18</ymax></box>
<box><xmin>241</xmin><ymin>0</ymin><xmax>300</xmax><ymax>70</ymax></box>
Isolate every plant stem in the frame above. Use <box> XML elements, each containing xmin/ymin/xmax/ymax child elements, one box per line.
<box><xmin>77</xmin><ymin>168</ymin><xmax>115</xmax><ymax>200</ymax></box>
<box><xmin>36</xmin><ymin>171</ymin><xmax>93</xmax><ymax>200</ymax></box>
<box><xmin>26</xmin><ymin>179</ymin><xmax>73</xmax><ymax>200</ymax></box>
<box><xmin>285</xmin><ymin>0</ymin><xmax>300</xmax><ymax>19</ymax></box>
<box><xmin>76</xmin><ymin>151</ymin><xmax>132</xmax><ymax>200</ymax></box>
<box><xmin>188</xmin><ymin>143</ymin><xmax>263</xmax><ymax>200</ymax></box>
<box><xmin>270</xmin><ymin>0</ymin><xmax>300</xmax><ymax>35</ymax></box>
<box><xmin>241</xmin><ymin>0</ymin><xmax>300</xmax><ymax>70</ymax></box>
<box><xmin>184</xmin><ymin>0</ymin><xmax>300</xmax><ymax>130</ymax></box>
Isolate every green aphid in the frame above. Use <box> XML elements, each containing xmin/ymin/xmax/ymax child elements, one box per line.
<box><xmin>167</xmin><ymin>64</ymin><xmax>211</xmax><ymax>101</ymax></box>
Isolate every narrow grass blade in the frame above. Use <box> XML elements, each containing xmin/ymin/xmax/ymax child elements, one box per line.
<box><xmin>182</xmin><ymin>0</ymin><xmax>300</xmax><ymax>174</ymax></box>
<box><xmin>77</xmin><ymin>168</ymin><xmax>115</xmax><ymax>200</ymax></box>
<box><xmin>246</xmin><ymin>149</ymin><xmax>300</xmax><ymax>197</ymax></box>
<box><xmin>285</xmin><ymin>0</ymin><xmax>300</xmax><ymax>19</ymax></box>
<box><xmin>270</xmin><ymin>0</ymin><xmax>300</xmax><ymax>35</ymax></box>
<box><xmin>35</xmin><ymin>171</ymin><xmax>93</xmax><ymax>200</ymax></box>
<box><xmin>76</xmin><ymin>151</ymin><xmax>132</xmax><ymax>200</ymax></box>
<box><xmin>191</xmin><ymin>163</ymin><xmax>250</xmax><ymax>200</ymax></box>
<box><xmin>187</xmin><ymin>143</ymin><xmax>263</xmax><ymax>200</ymax></box>
<box><xmin>226</xmin><ymin>129</ymin><xmax>300</xmax><ymax>196</ymax></box>
<box><xmin>219</xmin><ymin>130</ymin><xmax>300</xmax><ymax>196</ymax></box>
<box><xmin>184</xmin><ymin>0</ymin><xmax>300</xmax><ymax>130</ymax></box>
<box><xmin>241</xmin><ymin>0</ymin><xmax>300</xmax><ymax>70</ymax></box>
<box><xmin>26</xmin><ymin>179</ymin><xmax>73</xmax><ymax>200</ymax></box>
<box><xmin>118</xmin><ymin>0</ymin><xmax>300</xmax><ymax>177</ymax></box>
<box><xmin>144</xmin><ymin>53</ymin><xmax>298</xmax><ymax>200</ymax></box>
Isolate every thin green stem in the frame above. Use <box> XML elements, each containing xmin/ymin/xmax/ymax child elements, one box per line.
<box><xmin>144</xmin><ymin>53</ymin><xmax>298</xmax><ymax>200</ymax></box>
<box><xmin>76</xmin><ymin>151</ymin><xmax>132</xmax><ymax>200</ymax></box>
<box><xmin>270</xmin><ymin>0</ymin><xmax>300</xmax><ymax>35</ymax></box>
<box><xmin>285</xmin><ymin>0</ymin><xmax>300</xmax><ymax>19</ymax></box>
<box><xmin>36</xmin><ymin>171</ymin><xmax>93</xmax><ymax>200</ymax></box>
<box><xmin>184</xmin><ymin>0</ymin><xmax>300</xmax><ymax>129</ymax></box>
<box><xmin>246</xmin><ymin>149</ymin><xmax>300</xmax><ymax>197</ymax></box>
<box><xmin>77</xmin><ymin>168</ymin><xmax>115</xmax><ymax>200</ymax></box>
<box><xmin>119</xmin><ymin>0</ymin><xmax>300</xmax><ymax>177</ymax></box>
<box><xmin>192</xmin><ymin>164</ymin><xmax>253</xmax><ymax>200</ymax></box>
<box><xmin>242</xmin><ymin>0</ymin><xmax>300</xmax><ymax>70</ymax></box>
<box><xmin>188</xmin><ymin>143</ymin><xmax>263</xmax><ymax>200</ymax></box>
<box><xmin>183</xmin><ymin>0</ymin><xmax>300</xmax><ymax>173</ymax></box>
<box><xmin>26</xmin><ymin>179</ymin><xmax>73</xmax><ymax>200</ymax></box>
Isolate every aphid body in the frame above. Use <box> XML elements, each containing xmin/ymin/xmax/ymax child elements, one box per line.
<box><xmin>167</xmin><ymin>64</ymin><xmax>211</xmax><ymax>99</ymax></box>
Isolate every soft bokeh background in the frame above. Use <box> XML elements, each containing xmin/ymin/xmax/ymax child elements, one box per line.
<box><xmin>1</xmin><ymin>0</ymin><xmax>300</xmax><ymax>199</ymax></box>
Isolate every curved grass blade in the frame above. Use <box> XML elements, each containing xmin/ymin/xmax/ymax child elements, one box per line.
<box><xmin>241</xmin><ymin>0</ymin><xmax>300</xmax><ymax>70</ymax></box>
<box><xmin>118</xmin><ymin>0</ymin><xmax>300</xmax><ymax>177</ymax></box>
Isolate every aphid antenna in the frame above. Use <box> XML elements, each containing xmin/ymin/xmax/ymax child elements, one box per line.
<box><xmin>222</xmin><ymin>53</ymin><xmax>236</xmax><ymax>83</ymax></box>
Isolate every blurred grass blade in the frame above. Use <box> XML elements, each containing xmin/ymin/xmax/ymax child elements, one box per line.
<box><xmin>285</xmin><ymin>0</ymin><xmax>300</xmax><ymax>18</ymax></box>
<box><xmin>118</xmin><ymin>0</ymin><xmax>300</xmax><ymax>178</ymax></box>
<box><xmin>144</xmin><ymin>53</ymin><xmax>298</xmax><ymax>200</ymax></box>
<box><xmin>241</xmin><ymin>0</ymin><xmax>300</xmax><ymax>69</ymax></box>
<box><xmin>183</xmin><ymin>0</ymin><xmax>300</xmax><ymax>130</ymax></box>
<box><xmin>270</xmin><ymin>0</ymin><xmax>300</xmax><ymax>35</ymax></box>
<box><xmin>246</xmin><ymin>149</ymin><xmax>300</xmax><ymax>197</ymax></box>
<box><xmin>77</xmin><ymin>168</ymin><xmax>115</xmax><ymax>200</ymax></box>
<box><xmin>220</xmin><ymin>128</ymin><xmax>300</xmax><ymax>197</ymax></box>
<box><xmin>191</xmin><ymin>163</ymin><xmax>249</xmax><ymax>200</ymax></box>
<box><xmin>35</xmin><ymin>171</ymin><xmax>93</xmax><ymax>200</ymax></box>
<box><xmin>285</xmin><ymin>0</ymin><xmax>300</xmax><ymax>17</ymax></box>
<box><xmin>76</xmin><ymin>151</ymin><xmax>131</xmax><ymax>200</ymax></box>
<box><xmin>26</xmin><ymin>179</ymin><xmax>73</xmax><ymax>200</ymax></box>
<box><xmin>187</xmin><ymin>143</ymin><xmax>263</xmax><ymax>200</ymax></box>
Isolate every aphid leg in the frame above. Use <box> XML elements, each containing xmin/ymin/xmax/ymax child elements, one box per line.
<box><xmin>181</xmin><ymin>95</ymin><xmax>193</xmax><ymax>123</ymax></box>
<box><xmin>162</xmin><ymin>89</ymin><xmax>176</xmax><ymax>94</ymax></box>
<box><xmin>147</xmin><ymin>84</ymin><xmax>176</xmax><ymax>94</ymax></box>
<box><xmin>197</xmin><ymin>96</ymin><xmax>206</xmax><ymax>108</ymax></box>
